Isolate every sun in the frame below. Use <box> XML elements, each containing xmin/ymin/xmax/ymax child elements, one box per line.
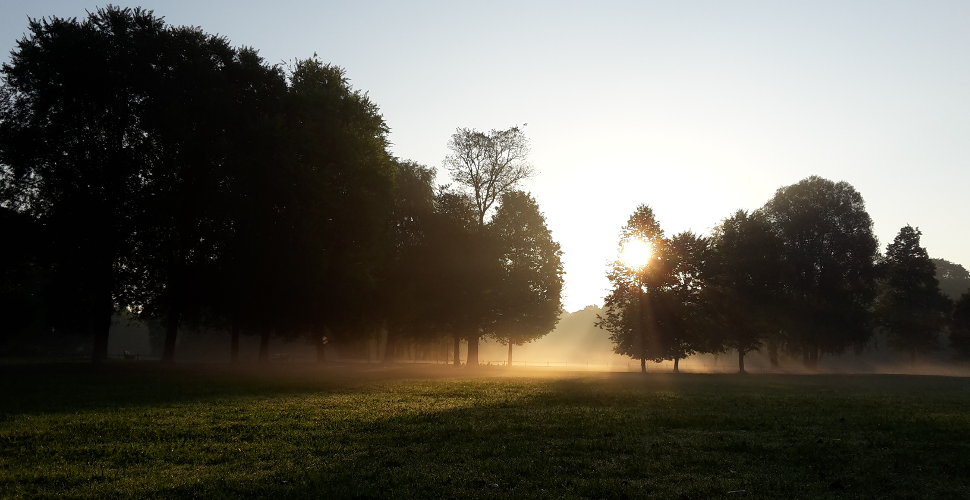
<box><xmin>620</xmin><ymin>238</ymin><xmax>653</xmax><ymax>270</ymax></box>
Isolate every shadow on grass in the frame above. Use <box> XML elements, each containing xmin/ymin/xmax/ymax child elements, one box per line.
<box><xmin>0</xmin><ymin>361</ymin><xmax>452</xmax><ymax>417</ymax></box>
<box><xmin>3</xmin><ymin>365</ymin><xmax>970</xmax><ymax>498</ymax></box>
<box><xmin>154</xmin><ymin>374</ymin><xmax>970</xmax><ymax>498</ymax></box>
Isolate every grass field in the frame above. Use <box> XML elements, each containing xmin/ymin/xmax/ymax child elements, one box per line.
<box><xmin>2</xmin><ymin>362</ymin><xmax>969</xmax><ymax>498</ymax></box>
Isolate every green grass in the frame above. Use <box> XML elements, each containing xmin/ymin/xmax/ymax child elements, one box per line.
<box><xmin>2</xmin><ymin>363</ymin><xmax>970</xmax><ymax>498</ymax></box>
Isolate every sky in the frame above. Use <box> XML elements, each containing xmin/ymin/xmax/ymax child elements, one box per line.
<box><xmin>2</xmin><ymin>1</ymin><xmax>969</xmax><ymax>312</ymax></box>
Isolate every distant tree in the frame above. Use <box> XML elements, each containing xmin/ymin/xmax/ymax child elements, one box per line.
<box><xmin>489</xmin><ymin>191</ymin><xmax>564</xmax><ymax>366</ymax></box>
<box><xmin>951</xmin><ymin>293</ymin><xmax>970</xmax><ymax>358</ymax></box>
<box><xmin>876</xmin><ymin>226</ymin><xmax>950</xmax><ymax>362</ymax></box>
<box><xmin>442</xmin><ymin>126</ymin><xmax>533</xmax><ymax>365</ymax></box>
<box><xmin>931</xmin><ymin>258</ymin><xmax>970</xmax><ymax>301</ymax></box>
<box><xmin>598</xmin><ymin>205</ymin><xmax>672</xmax><ymax>373</ymax></box>
<box><xmin>0</xmin><ymin>7</ymin><xmax>169</xmax><ymax>362</ymax></box>
<box><xmin>707</xmin><ymin>210</ymin><xmax>784</xmax><ymax>373</ymax></box>
<box><xmin>443</xmin><ymin>126</ymin><xmax>532</xmax><ymax>228</ymax></box>
<box><xmin>761</xmin><ymin>176</ymin><xmax>878</xmax><ymax>369</ymax></box>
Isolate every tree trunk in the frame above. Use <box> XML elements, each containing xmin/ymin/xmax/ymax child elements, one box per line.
<box><xmin>640</xmin><ymin>357</ymin><xmax>646</xmax><ymax>373</ymax></box>
<box><xmin>230</xmin><ymin>322</ymin><xmax>240</xmax><ymax>363</ymax></box>
<box><xmin>258</xmin><ymin>330</ymin><xmax>270</xmax><ymax>362</ymax></box>
<box><xmin>161</xmin><ymin>306</ymin><xmax>180</xmax><ymax>363</ymax></box>
<box><xmin>738</xmin><ymin>349</ymin><xmax>746</xmax><ymax>374</ymax></box>
<box><xmin>466</xmin><ymin>334</ymin><xmax>480</xmax><ymax>367</ymax></box>
<box><xmin>452</xmin><ymin>336</ymin><xmax>461</xmax><ymax>366</ymax></box>
<box><xmin>673</xmin><ymin>357</ymin><xmax>680</xmax><ymax>373</ymax></box>
<box><xmin>507</xmin><ymin>342</ymin><xmax>513</xmax><ymax>366</ymax></box>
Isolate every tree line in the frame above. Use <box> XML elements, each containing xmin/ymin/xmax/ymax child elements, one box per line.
<box><xmin>0</xmin><ymin>7</ymin><xmax>563</xmax><ymax>365</ymax></box>
<box><xmin>599</xmin><ymin>176</ymin><xmax>970</xmax><ymax>372</ymax></box>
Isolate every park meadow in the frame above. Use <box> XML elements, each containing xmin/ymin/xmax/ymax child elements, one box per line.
<box><xmin>3</xmin><ymin>361</ymin><xmax>970</xmax><ymax>498</ymax></box>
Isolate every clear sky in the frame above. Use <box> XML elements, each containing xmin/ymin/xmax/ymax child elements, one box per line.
<box><xmin>3</xmin><ymin>1</ymin><xmax>969</xmax><ymax>312</ymax></box>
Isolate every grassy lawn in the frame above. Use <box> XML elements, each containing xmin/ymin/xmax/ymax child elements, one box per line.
<box><xmin>2</xmin><ymin>362</ymin><xmax>969</xmax><ymax>498</ymax></box>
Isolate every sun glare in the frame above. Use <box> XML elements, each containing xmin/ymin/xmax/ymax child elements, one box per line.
<box><xmin>620</xmin><ymin>238</ymin><xmax>652</xmax><ymax>270</ymax></box>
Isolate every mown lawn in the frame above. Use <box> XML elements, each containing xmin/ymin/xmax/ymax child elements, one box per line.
<box><xmin>2</xmin><ymin>362</ymin><xmax>969</xmax><ymax>498</ymax></box>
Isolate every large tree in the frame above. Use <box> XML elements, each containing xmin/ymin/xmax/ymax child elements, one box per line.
<box><xmin>598</xmin><ymin>205</ymin><xmax>672</xmax><ymax>373</ymax></box>
<box><xmin>0</xmin><ymin>7</ymin><xmax>169</xmax><ymax>362</ymax></box>
<box><xmin>761</xmin><ymin>176</ymin><xmax>878</xmax><ymax>369</ymax></box>
<box><xmin>707</xmin><ymin>210</ymin><xmax>784</xmax><ymax>373</ymax></box>
<box><xmin>441</xmin><ymin>125</ymin><xmax>533</xmax><ymax>365</ymax></box>
<box><xmin>424</xmin><ymin>190</ymin><xmax>499</xmax><ymax>366</ymax></box>
<box><xmin>489</xmin><ymin>191</ymin><xmax>564</xmax><ymax>366</ymax></box>
<box><xmin>659</xmin><ymin>231</ymin><xmax>713</xmax><ymax>372</ymax></box>
<box><xmin>268</xmin><ymin>58</ymin><xmax>395</xmax><ymax>361</ymax></box>
<box><xmin>443</xmin><ymin>126</ymin><xmax>532</xmax><ymax>228</ymax></box>
<box><xmin>381</xmin><ymin>160</ymin><xmax>439</xmax><ymax>361</ymax></box>
<box><xmin>876</xmin><ymin>226</ymin><xmax>950</xmax><ymax>362</ymax></box>
<box><xmin>129</xmin><ymin>28</ymin><xmax>282</xmax><ymax>363</ymax></box>
<box><xmin>0</xmin><ymin>207</ymin><xmax>50</xmax><ymax>347</ymax></box>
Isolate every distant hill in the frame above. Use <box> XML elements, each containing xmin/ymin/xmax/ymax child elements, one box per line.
<box><xmin>479</xmin><ymin>304</ymin><xmax>623</xmax><ymax>366</ymax></box>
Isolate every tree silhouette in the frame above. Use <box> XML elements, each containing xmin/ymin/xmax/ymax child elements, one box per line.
<box><xmin>444</xmin><ymin>127</ymin><xmax>532</xmax><ymax>228</ymax></box>
<box><xmin>0</xmin><ymin>7</ymin><xmax>169</xmax><ymax>362</ymax></box>
<box><xmin>0</xmin><ymin>207</ymin><xmax>50</xmax><ymax>345</ymax></box>
<box><xmin>653</xmin><ymin>231</ymin><xmax>713</xmax><ymax>372</ymax></box>
<box><xmin>951</xmin><ymin>293</ymin><xmax>970</xmax><ymax>358</ymax></box>
<box><xmin>441</xmin><ymin>126</ymin><xmax>533</xmax><ymax>365</ymax></box>
<box><xmin>761</xmin><ymin>176</ymin><xmax>878</xmax><ymax>369</ymax></box>
<box><xmin>876</xmin><ymin>226</ymin><xmax>950</xmax><ymax>362</ymax></box>
<box><xmin>381</xmin><ymin>160</ymin><xmax>439</xmax><ymax>362</ymax></box>
<box><xmin>270</xmin><ymin>58</ymin><xmax>395</xmax><ymax>361</ymax></box>
<box><xmin>707</xmin><ymin>210</ymin><xmax>784</xmax><ymax>373</ymax></box>
<box><xmin>130</xmin><ymin>26</ymin><xmax>268</xmax><ymax>363</ymax></box>
<box><xmin>598</xmin><ymin>205</ymin><xmax>672</xmax><ymax>373</ymax></box>
<box><xmin>489</xmin><ymin>191</ymin><xmax>564</xmax><ymax>365</ymax></box>
<box><xmin>425</xmin><ymin>190</ymin><xmax>499</xmax><ymax>366</ymax></box>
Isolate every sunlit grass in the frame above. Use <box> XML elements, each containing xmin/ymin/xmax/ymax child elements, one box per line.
<box><xmin>2</xmin><ymin>363</ymin><xmax>969</xmax><ymax>497</ymax></box>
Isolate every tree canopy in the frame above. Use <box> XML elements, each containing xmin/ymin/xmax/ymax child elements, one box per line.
<box><xmin>761</xmin><ymin>176</ymin><xmax>878</xmax><ymax>368</ymax></box>
<box><xmin>877</xmin><ymin>226</ymin><xmax>950</xmax><ymax>361</ymax></box>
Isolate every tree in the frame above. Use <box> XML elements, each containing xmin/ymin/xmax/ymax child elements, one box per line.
<box><xmin>876</xmin><ymin>226</ymin><xmax>950</xmax><ymax>362</ymax></box>
<box><xmin>932</xmin><ymin>258</ymin><xmax>970</xmax><ymax>301</ymax></box>
<box><xmin>659</xmin><ymin>231</ymin><xmax>713</xmax><ymax>372</ymax></box>
<box><xmin>0</xmin><ymin>7</ymin><xmax>169</xmax><ymax>362</ymax></box>
<box><xmin>424</xmin><ymin>190</ymin><xmax>499</xmax><ymax>366</ymax></box>
<box><xmin>489</xmin><ymin>191</ymin><xmax>564</xmax><ymax>366</ymax></box>
<box><xmin>204</xmin><ymin>48</ymin><xmax>288</xmax><ymax>363</ymax></box>
<box><xmin>951</xmin><ymin>293</ymin><xmax>970</xmax><ymax>358</ymax></box>
<box><xmin>442</xmin><ymin>126</ymin><xmax>533</xmax><ymax>365</ymax></box>
<box><xmin>444</xmin><ymin>126</ymin><xmax>532</xmax><ymax>228</ymax></box>
<box><xmin>381</xmin><ymin>160</ymin><xmax>439</xmax><ymax>362</ymax></box>
<box><xmin>129</xmin><ymin>27</ymin><xmax>276</xmax><ymax>363</ymax></box>
<box><xmin>761</xmin><ymin>176</ymin><xmax>878</xmax><ymax>369</ymax></box>
<box><xmin>707</xmin><ymin>210</ymin><xmax>784</xmax><ymax>373</ymax></box>
<box><xmin>269</xmin><ymin>57</ymin><xmax>395</xmax><ymax>361</ymax></box>
<box><xmin>598</xmin><ymin>205</ymin><xmax>672</xmax><ymax>373</ymax></box>
<box><xmin>0</xmin><ymin>207</ymin><xmax>50</xmax><ymax>346</ymax></box>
